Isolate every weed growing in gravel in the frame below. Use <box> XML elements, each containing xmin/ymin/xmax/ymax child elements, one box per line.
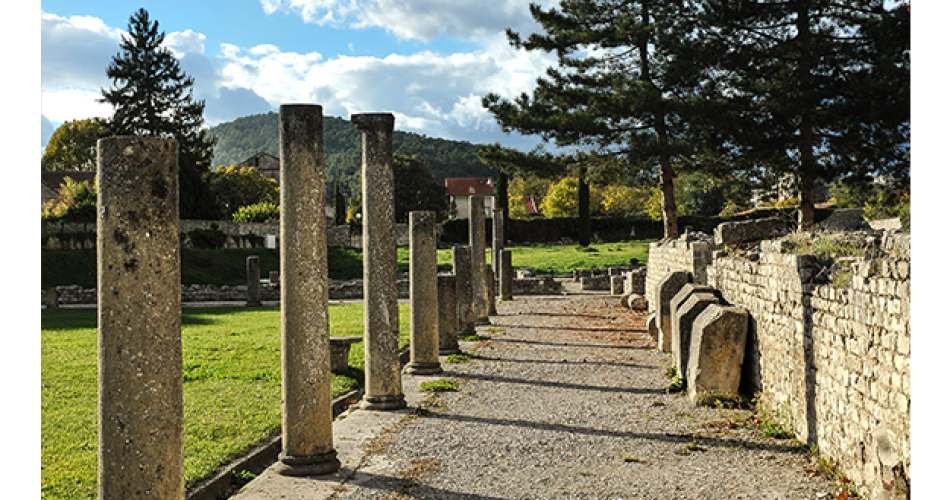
<box><xmin>445</xmin><ymin>353</ymin><xmax>478</xmax><ymax>364</ymax></box>
<box><xmin>621</xmin><ymin>454</ymin><xmax>642</xmax><ymax>463</ymax></box>
<box><xmin>420</xmin><ymin>378</ymin><xmax>460</xmax><ymax>393</ymax></box>
<box><xmin>750</xmin><ymin>396</ymin><xmax>795</xmax><ymax>439</ymax></box>
<box><xmin>804</xmin><ymin>446</ymin><xmax>860</xmax><ymax>498</ymax></box>
<box><xmin>663</xmin><ymin>365</ymin><xmax>686</xmax><ymax>393</ymax></box>
<box><xmin>461</xmin><ymin>334</ymin><xmax>491</xmax><ymax>342</ymax></box>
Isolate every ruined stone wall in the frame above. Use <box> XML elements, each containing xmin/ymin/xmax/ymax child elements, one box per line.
<box><xmin>705</xmin><ymin>237</ymin><xmax>911</xmax><ymax>499</ymax></box>
<box><xmin>645</xmin><ymin>235</ymin><xmax>714</xmax><ymax>310</ymax></box>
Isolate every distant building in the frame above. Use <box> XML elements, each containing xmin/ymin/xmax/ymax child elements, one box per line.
<box><xmin>239</xmin><ymin>152</ymin><xmax>280</xmax><ymax>186</ymax></box>
<box><xmin>445</xmin><ymin>177</ymin><xmax>495</xmax><ymax>218</ymax></box>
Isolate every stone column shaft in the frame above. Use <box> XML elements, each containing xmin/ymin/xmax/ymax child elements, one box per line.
<box><xmin>453</xmin><ymin>245</ymin><xmax>475</xmax><ymax>336</ymax></box>
<box><xmin>353</xmin><ymin>113</ymin><xmax>406</xmax><ymax>410</ymax></box>
<box><xmin>97</xmin><ymin>136</ymin><xmax>184</xmax><ymax>499</ymax></box>
<box><xmin>438</xmin><ymin>275</ymin><xmax>460</xmax><ymax>354</ymax></box>
<box><xmin>246</xmin><ymin>255</ymin><xmax>262</xmax><ymax>306</ymax></box>
<box><xmin>469</xmin><ymin>195</ymin><xmax>490</xmax><ymax>324</ymax></box>
<box><xmin>492</xmin><ymin>209</ymin><xmax>504</xmax><ymax>296</ymax></box>
<box><xmin>500</xmin><ymin>250</ymin><xmax>513</xmax><ymax>301</ymax></box>
<box><xmin>406</xmin><ymin>211</ymin><xmax>442</xmax><ymax>375</ymax></box>
<box><xmin>276</xmin><ymin>104</ymin><xmax>340</xmax><ymax>476</ymax></box>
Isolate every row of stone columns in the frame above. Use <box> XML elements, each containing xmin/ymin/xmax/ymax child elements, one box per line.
<box><xmin>94</xmin><ymin>105</ymin><xmax>512</xmax><ymax>496</ymax></box>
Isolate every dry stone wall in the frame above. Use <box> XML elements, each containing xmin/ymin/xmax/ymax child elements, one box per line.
<box><xmin>648</xmin><ymin>230</ymin><xmax>910</xmax><ymax>500</ymax></box>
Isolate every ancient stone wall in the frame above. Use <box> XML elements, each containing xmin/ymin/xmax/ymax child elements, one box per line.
<box><xmin>701</xmin><ymin>235</ymin><xmax>910</xmax><ymax>500</ymax></box>
<box><xmin>645</xmin><ymin>234</ymin><xmax>714</xmax><ymax>310</ymax></box>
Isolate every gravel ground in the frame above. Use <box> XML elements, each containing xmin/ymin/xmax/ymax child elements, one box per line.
<box><xmin>331</xmin><ymin>291</ymin><xmax>842</xmax><ymax>500</ymax></box>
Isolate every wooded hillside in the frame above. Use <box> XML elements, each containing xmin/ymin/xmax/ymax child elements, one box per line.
<box><xmin>209</xmin><ymin>112</ymin><xmax>495</xmax><ymax>197</ymax></box>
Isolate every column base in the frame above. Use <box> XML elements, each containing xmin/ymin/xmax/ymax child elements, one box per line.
<box><xmin>360</xmin><ymin>394</ymin><xmax>407</xmax><ymax>411</ymax></box>
<box><xmin>275</xmin><ymin>450</ymin><xmax>341</xmax><ymax>477</ymax></box>
<box><xmin>405</xmin><ymin>362</ymin><xmax>443</xmax><ymax>375</ymax></box>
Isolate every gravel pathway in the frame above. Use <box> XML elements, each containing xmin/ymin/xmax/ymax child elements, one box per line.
<box><xmin>331</xmin><ymin>292</ymin><xmax>841</xmax><ymax>500</ymax></box>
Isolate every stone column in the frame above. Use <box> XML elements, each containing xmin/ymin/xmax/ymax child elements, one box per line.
<box><xmin>453</xmin><ymin>245</ymin><xmax>475</xmax><ymax>336</ymax></box>
<box><xmin>352</xmin><ymin>113</ymin><xmax>406</xmax><ymax>411</ymax></box>
<box><xmin>487</xmin><ymin>265</ymin><xmax>497</xmax><ymax>316</ymax></box>
<box><xmin>500</xmin><ymin>250</ymin><xmax>513</xmax><ymax>301</ymax></box>
<box><xmin>491</xmin><ymin>208</ymin><xmax>504</xmax><ymax>296</ymax></box>
<box><xmin>438</xmin><ymin>274</ymin><xmax>460</xmax><ymax>354</ymax></box>
<box><xmin>97</xmin><ymin>136</ymin><xmax>184</xmax><ymax>499</ymax></box>
<box><xmin>469</xmin><ymin>195</ymin><xmax>490</xmax><ymax>325</ymax></box>
<box><xmin>45</xmin><ymin>287</ymin><xmax>59</xmax><ymax>310</ymax></box>
<box><xmin>406</xmin><ymin>211</ymin><xmax>443</xmax><ymax>375</ymax></box>
<box><xmin>276</xmin><ymin>104</ymin><xmax>340</xmax><ymax>476</ymax></box>
<box><xmin>246</xmin><ymin>255</ymin><xmax>262</xmax><ymax>306</ymax></box>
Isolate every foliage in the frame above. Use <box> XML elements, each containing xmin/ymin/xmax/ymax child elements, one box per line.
<box><xmin>392</xmin><ymin>154</ymin><xmax>449</xmax><ymax>223</ymax></box>
<box><xmin>419</xmin><ymin>379</ymin><xmax>460</xmax><ymax>393</ymax></box>
<box><xmin>539</xmin><ymin>176</ymin><xmax>601</xmax><ymax>218</ymax></box>
<box><xmin>506</xmin><ymin>172</ymin><xmax>553</xmax><ymax>219</ymax></box>
<box><xmin>41</xmin><ymin>118</ymin><xmax>107</xmax><ymax>172</ymax></box>
<box><xmin>42</xmin><ymin>176</ymin><xmax>98</xmax><ymax>223</ymax></box>
<box><xmin>333</xmin><ymin>180</ymin><xmax>347</xmax><ymax>226</ymax></box>
<box><xmin>694</xmin><ymin>1</ymin><xmax>910</xmax><ymax>231</ymax></box>
<box><xmin>187</xmin><ymin>223</ymin><xmax>227</xmax><ymax>250</ymax></box>
<box><xmin>600</xmin><ymin>185</ymin><xmax>654</xmax><ymax>218</ymax></box>
<box><xmin>231</xmin><ymin>201</ymin><xmax>280</xmax><ymax>224</ymax></box>
<box><xmin>208</xmin><ymin>112</ymin><xmax>494</xmax><ymax>200</ymax></box>
<box><xmin>208</xmin><ymin>165</ymin><xmax>279</xmax><ymax>219</ymax></box>
<box><xmin>99</xmin><ymin>8</ymin><xmax>219</xmax><ymax>219</ymax></box>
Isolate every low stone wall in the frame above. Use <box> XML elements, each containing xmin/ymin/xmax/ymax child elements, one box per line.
<box><xmin>648</xmin><ymin>230</ymin><xmax>910</xmax><ymax>500</ymax></box>
<box><xmin>645</xmin><ymin>232</ymin><xmax>714</xmax><ymax>309</ymax></box>
<box><xmin>43</xmin><ymin>273</ymin><xmax>561</xmax><ymax>306</ymax></box>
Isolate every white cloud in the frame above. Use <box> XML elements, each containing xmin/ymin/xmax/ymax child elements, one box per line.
<box><xmin>41</xmin><ymin>88</ymin><xmax>113</xmax><ymax>124</ymax></box>
<box><xmin>260</xmin><ymin>0</ymin><xmax>559</xmax><ymax>41</ymax></box>
<box><xmin>216</xmin><ymin>38</ymin><xmax>556</xmax><ymax>146</ymax></box>
<box><xmin>165</xmin><ymin>29</ymin><xmax>206</xmax><ymax>57</ymax></box>
<box><xmin>41</xmin><ymin>12</ymin><xmax>123</xmax><ymax>90</ymax></box>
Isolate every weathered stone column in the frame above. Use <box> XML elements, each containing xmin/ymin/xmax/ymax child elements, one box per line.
<box><xmin>353</xmin><ymin>112</ymin><xmax>406</xmax><ymax>411</ymax></box>
<box><xmin>469</xmin><ymin>195</ymin><xmax>490</xmax><ymax>324</ymax></box>
<box><xmin>97</xmin><ymin>136</ymin><xmax>184</xmax><ymax>499</ymax></box>
<box><xmin>45</xmin><ymin>287</ymin><xmax>59</xmax><ymax>310</ymax></box>
<box><xmin>453</xmin><ymin>245</ymin><xmax>476</xmax><ymax>336</ymax></box>
<box><xmin>438</xmin><ymin>274</ymin><xmax>460</xmax><ymax>354</ymax></box>
<box><xmin>406</xmin><ymin>211</ymin><xmax>443</xmax><ymax>375</ymax></box>
<box><xmin>246</xmin><ymin>255</ymin><xmax>262</xmax><ymax>306</ymax></box>
<box><xmin>500</xmin><ymin>250</ymin><xmax>513</xmax><ymax>301</ymax></box>
<box><xmin>487</xmin><ymin>265</ymin><xmax>497</xmax><ymax>316</ymax></box>
<box><xmin>276</xmin><ymin>104</ymin><xmax>340</xmax><ymax>476</ymax></box>
<box><xmin>491</xmin><ymin>208</ymin><xmax>504</xmax><ymax>296</ymax></box>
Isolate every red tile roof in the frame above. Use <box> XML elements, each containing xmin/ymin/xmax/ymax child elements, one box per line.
<box><xmin>445</xmin><ymin>177</ymin><xmax>494</xmax><ymax>196</ymax></box>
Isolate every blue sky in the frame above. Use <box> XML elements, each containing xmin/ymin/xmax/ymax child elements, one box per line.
<box><xmin>39</xmin><ymin>0</ymin><xmax>563</xmax><ymax>154</ymax></box>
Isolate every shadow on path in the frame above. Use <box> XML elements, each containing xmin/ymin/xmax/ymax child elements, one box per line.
<box><xmin>443</xmin><ymin>369</ymin><xmax>667</xmax><ymax>396</ymax></box>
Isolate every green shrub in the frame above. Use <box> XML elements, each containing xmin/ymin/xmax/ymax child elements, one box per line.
<box><xmin>187</xmin><ymin>223</ymin><xmax>228</xmax><ymax>250</ymax></box>
<box><xmin>232</xmin><ymin>202</ymin><xmax>280</xmax><ymax>224</ymax></box>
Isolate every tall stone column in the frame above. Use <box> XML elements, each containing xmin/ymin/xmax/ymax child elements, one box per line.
<box><xmin>438</xmin><ymin>274</ymin><xmax>460</xmax><ymax>354</ymax></box>
<box><xmin>492</xmin><ymin>208</ymin><xmax>504</xmax><ymax>296</ymax></box>
<box><xmin>500</xmin><ymin>250</ymin><xmax>513</xmax><ymax>301</ymax></box>
<box><xmin>246</xmin><ymin>255</ymin><xmax>262</xmax><ymax>306</ymax></box>
<box><xmin>352</xmin><ymin>113</ymin><xmax>406</xmax><ymax>411</ymax></box>
<box><xmin>406</xmin><ymin>211</ymin><xmax>442</xmax><ymax>375</ymax></box>
<box><xmin>276</xmin><ymin>104</ymin><xmax>340</xmax><ymax>476</ymax></box>
<box><xmin>469</xmin><ymin>195</ymin><xmax>490</xmax><ymax>325</ymax></box>
<box><xmin>97</xmin><ymin>136</ymin><xmax>184</xmax><ymax>499</ymax></box>
<box><xmin>453</xmin><ymin>245</ymin><xmax>475</xmax><ymax>336</ymax></box>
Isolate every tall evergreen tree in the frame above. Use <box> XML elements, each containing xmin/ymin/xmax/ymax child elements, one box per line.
<box><xmin>695</xmin><ymin>0</ymin><xmax>910</xmax><ymax>231</ymax></box>
<box><xmin>99</xmin><ymin>8</ymin><xmax>219</xmax><ymax>219</ymax></box>
<box><xmin>483</xmin><ymin>0</ymin><xmax>711</xmax><ymax>239</ymax></box>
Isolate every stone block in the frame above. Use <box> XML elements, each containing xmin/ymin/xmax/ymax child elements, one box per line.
<box><xmin>581</xmin><ymin>275</ymin><xmax>611</xmax><ymax>290</ymax></box>
<box><xmin>672</xmin><ymin>291</ymin><xmax>721</xmax><ymax>381</ymax></box>
<box><xmin>626</xmin><ymin>294</ymin><xmax>647</xmax><ymax>311</ymax></box>
<box><xmin>646</xmin><ymin>312</ymin><xmax>658</xmax><ymax>343</ymax></box>
<box><xmin>655</xmin><ymin>271</ymin><xmax>692</xmax><ymax>352</ymax></box>
<box><xmin>610</xmin><ymin>275</ymin><xmax>625</xmax><ymax>295</ymax></box>
<box><xmin>329</xmin><ymin>337</ymin><xmax>362</xmax><ymax>372</ymax></box>
<box><xmin>687</xmin><ymin>304</ymin><xmax>749</xmax><ymax>405</ymax></box>
<box><xmin>714</xmin><ymin>217</ymin><xmax>789</xmax><ymax>246</ymax></box>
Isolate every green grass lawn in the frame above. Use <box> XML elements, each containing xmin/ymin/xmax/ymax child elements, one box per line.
<box><xmin>41</xmin><ymin>304</ymin><xmax>409</xmax><ymax>499</ymax></box>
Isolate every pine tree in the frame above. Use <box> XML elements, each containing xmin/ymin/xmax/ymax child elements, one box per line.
<box><xmin>694</xmin><ymin>1</ymin><xmax>910</xmax><ymax>231</ymax></box>
<box><xmin>99</xmin><ymin>8</ymin><xmax>219</xmax><ymax>219</ymax></box>
<box><xmin>483</xmin><ymin>0</ymin><xmax>712</xmax><ymax>239</ymax></box>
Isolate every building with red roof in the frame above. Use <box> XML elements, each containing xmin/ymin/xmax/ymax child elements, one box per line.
<box><xmin>445</xmin><ymin>177</ymin><xmax>495</xmax><ymax>218</ymax></box>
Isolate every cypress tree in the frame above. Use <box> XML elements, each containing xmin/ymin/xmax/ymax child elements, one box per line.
<box><xmin>99</xmin><ymin>8</ymin><xmax>220</xmax><ymax>219</ymax></box>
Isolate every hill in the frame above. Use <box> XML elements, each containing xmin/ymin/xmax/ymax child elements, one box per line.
<box><xmin>208</xmin><ymin>112</ymin><xmax>496</xmax><ymax>197</ymax></box>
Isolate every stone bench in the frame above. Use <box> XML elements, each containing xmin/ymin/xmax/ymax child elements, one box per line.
<box><xmin>329</xmin><ymin>336</ymin><xmax>363</xmax><ymax>372</ymax></box>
